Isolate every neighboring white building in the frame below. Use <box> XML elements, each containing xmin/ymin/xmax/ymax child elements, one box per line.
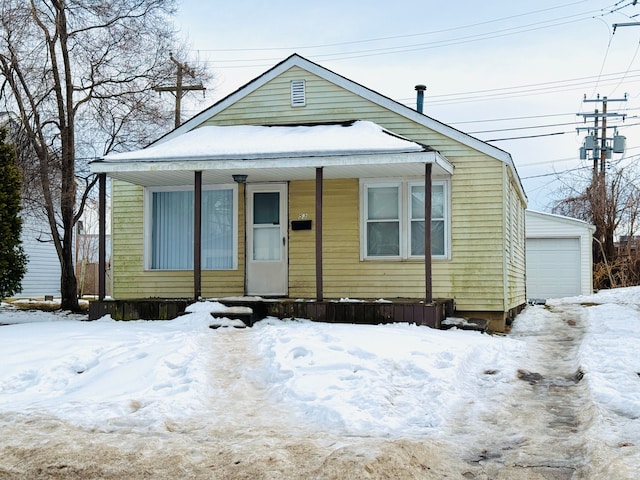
<box><xmin>18</xmin><ymin>214</ymin><xmax>61</xmax><ymax>298</ymax></box>
<box><xmin>525</xmin><ymin>210</ymin><xmax>595</xmax><ymax>301</ymax></box>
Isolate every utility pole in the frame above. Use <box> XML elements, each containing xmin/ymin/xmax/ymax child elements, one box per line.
<box><xmin>154</xmin><ymin>54</ymin><xmax>206</xmax><ymax>129</ymax></box>
<box><xmin>613</xmin><ymin>0</ymin><xmax>639</xmax><ymax>31</ymax></box>
<box><xmin>577</xmin><ymin>95</ymin><xmax>627</xmax><ymax>177</ymax></box>
<box><xmin>577</xmin><ymin>95</ymin><xmax>627</xmax><ymax>265</ymax></box>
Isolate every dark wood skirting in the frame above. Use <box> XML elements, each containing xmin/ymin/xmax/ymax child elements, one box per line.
<box><xmin>89</xmin><ymin>299</ymin><xmax>190</xmax><ymax>321</ymax></box>
<box><xmin>260</xmin><ymin>299</ymin><xmax>453</xmax><ymax>328</ymax></box>
<box><xmin>89</xmin><ymin>298</ymin><xmax>454</xmax><ymax>328</ymax></box>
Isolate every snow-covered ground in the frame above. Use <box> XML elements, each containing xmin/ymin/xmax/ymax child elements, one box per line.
<box><xmin>0</xmin><ymin>287</ymin><xmax>639</xmax><ymax>478</ymax></box>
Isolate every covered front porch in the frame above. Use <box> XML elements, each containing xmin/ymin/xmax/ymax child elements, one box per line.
<box><xmin>89</xmin><ymin>121</ymin><xmax>455</xmax><ymax>326</ymax></box>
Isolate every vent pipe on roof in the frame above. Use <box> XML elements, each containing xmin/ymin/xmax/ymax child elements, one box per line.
<box><xmin>415</xmin><ymin>84</ymin><xmax>426</xmax><ymax>114</ymax></box>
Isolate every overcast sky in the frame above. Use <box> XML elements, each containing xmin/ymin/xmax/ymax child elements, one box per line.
<box><xmin>174</xmin><ymin>0</ymin><xmax>640</xmax><ymax>212</ymax></box>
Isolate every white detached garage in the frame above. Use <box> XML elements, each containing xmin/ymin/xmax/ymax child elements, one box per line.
<box><xmin>525</xmin><ymin>210</ymin><xmax>595</xmax><ymax>301</ymax></box>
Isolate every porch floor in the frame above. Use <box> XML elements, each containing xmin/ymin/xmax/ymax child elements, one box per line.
<box><xmin>89</xmin><ymin>297</ymin><xmax>455</xmax><ymax>329</ymax></box>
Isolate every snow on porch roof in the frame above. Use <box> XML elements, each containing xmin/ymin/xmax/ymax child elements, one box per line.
<box><xmin>91</xmin><ymin>120</ymin><xmax>453</xmax><ymax>186</ymax></box>
<box><xmin>98</xmin><ymin>120</ymin><xmax>431</xmax><ymax>162</ymax></box>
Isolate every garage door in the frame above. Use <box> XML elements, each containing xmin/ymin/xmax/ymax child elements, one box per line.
<box><xmin>526</xmin><ymin>237</ymin><xmax>581</xmax><ymax>300</ymax></box>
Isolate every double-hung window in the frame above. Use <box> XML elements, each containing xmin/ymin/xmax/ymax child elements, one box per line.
<box><xmin>147</xmin><ymin>185</ymin><xmax>237</xmax><ymax>270</ymax></box>
<box><xmin>362</xmin><ymin>179</ymin><xmax>448</xmax><ymax>260</ymax></box>
<box><xmin>365</xmin><ymin>184</ymin><xmax>401</xmax><ymax>256</ymax></box>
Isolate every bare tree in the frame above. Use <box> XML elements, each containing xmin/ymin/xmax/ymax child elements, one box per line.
<box><xmin>0</xmin><ymin>1</ymin><xmax>206</xmax><ymax>311</ymax></box>
<box><xmin>553</xmin><ymin>164</ymin><xmax>640</xmax><ymax>289</ymax></box>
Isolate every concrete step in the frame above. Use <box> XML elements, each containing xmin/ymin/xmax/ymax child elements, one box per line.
<box><xmin>210</xmin><ymin>305</ymin><xmax>254</xmax><ymax>329</ymax></box>
<box><xmin>440</xmin><ymin>317</ymin><xmax>488</xmax><ymax>333</ymax></box>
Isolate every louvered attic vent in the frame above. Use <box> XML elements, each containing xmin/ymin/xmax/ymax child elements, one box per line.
<box><xmin>290</xmin><ymin>79</ymin><xmax>306</xmax><ymax>107</ymax></box>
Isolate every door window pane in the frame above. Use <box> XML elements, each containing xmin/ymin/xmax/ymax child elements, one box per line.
<box><xmin>253</xmin><ymin>191</ymin><xmax>281</xmax><ymax>261</ymax></box>
<box><xmin>253</xmin><ymin>226</ymin><xmax>280</xmax><ymax>261</ymax></box>
<box><xmin>254</xmin><ymin>192</ymin><xmax>280</xmax><ymax>224</ymax></box>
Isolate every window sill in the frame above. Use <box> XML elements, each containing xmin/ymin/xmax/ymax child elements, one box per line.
<box><xmin>361</xmin><ymin>257</ymin><xmax>450</xmax><ymax>262</ymax></box>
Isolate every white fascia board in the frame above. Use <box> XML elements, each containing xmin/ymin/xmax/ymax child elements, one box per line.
<box><xmin>91</xmin><ymin>150</ymin><xmax>448</xmax><ymax>174</ymax></box>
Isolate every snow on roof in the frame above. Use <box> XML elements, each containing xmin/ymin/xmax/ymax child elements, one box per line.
<box><xmin>99</xmin><ymin>120</ymin><xmax>431</xmax><ymax>163</ymax></box>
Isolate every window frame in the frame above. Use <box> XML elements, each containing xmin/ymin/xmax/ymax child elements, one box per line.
<box><xmin>360</xmin><ymin>177</ymin><xmax>450</xmax><ymax>261</ymax></box>
<box><xmin>363</xmin><ymin>182</ymin><xmax>402</xmax><ymax>258</ymax></box>
<box><xmin>144</xmin><ymin>184</ymin><xmax>238</xmax><ymax>271</ymax></box>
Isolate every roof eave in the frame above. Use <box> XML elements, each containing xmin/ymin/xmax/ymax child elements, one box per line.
<box><xmin>91</xmin><ymin>150</ymin><xmax>452</xmax><ymax>175</ymax></box>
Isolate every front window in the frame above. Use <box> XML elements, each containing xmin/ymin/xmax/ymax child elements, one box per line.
<box><xmin>362</xmin><ymin>179</ymin><xmax>449</xmax><ymax>260</ymax></box>
<box><xmin>148</xmin><ymin>186</ymin><xmax>237</xmax><ymax>270</ymax></box>
<box><xmin>366</xmin><ymin>185</ymin><xmax>400</xmax><ymax>256</ymax></box>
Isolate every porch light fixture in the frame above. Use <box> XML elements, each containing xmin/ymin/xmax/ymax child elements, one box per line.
<box><xmin>232</xmin><ymin>174</ymin><xmax>247</xmax><ymax>183</ymax></box>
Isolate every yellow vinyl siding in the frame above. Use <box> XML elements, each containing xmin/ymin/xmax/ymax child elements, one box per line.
<box><xmin>504</xmin><ymin>167</ymin><xmax>527</xmax><ymax>310</ymax></box>
<box><xmin>288</xmin><ymin>179</ymin><xmax>318</xmax><ymax>294</ymax></box>
<box><xmin>110</xmin><ymin>179</ymin><xmax>244</xmax><ymax>299</ymax></box>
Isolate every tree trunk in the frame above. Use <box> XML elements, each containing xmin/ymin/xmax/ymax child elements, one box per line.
<box><xmin>0</xmin><ymin>0</ymin><xmax>194</xmax><ymax>312</ymax></box>
<box><xmin>60</xmin><ymin>240</ymin><xmax>79</xmax><ymax>311</ymax></box>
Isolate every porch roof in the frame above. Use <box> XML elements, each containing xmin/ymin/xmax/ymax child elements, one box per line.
<box><xmin>90</xmin><ymin>120</ymin><xmax>453</xmax><ymax>186</ymax></box>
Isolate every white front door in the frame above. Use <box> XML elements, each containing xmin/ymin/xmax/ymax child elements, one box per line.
<box><xmin>246</xmin><ymin>183</ymin><xmax>288</xmax><ymax>296</ymax></box>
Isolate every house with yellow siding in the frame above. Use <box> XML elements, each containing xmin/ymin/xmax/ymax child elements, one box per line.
<box><xmin>90</xmin><ymin>54</ymin><xmax>527</xmax><ymax>331</ymax></box>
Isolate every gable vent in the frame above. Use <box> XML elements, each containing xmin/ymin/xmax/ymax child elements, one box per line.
<box><xmin>290</xmin><ymin>79</ymin><xmax>306</xmax><ymax>107</ymax></box>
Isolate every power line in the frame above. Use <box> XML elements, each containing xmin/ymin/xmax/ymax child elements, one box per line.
<box><xmin>413</xmin><ymin>74</ymin><xmax>640</xmax><ymax>107</ymax></box>
<box><xmin>448</xmin><ymin>107</ymin><xmax>640</xmax><ymax>125</ymax></box>
<box><xmin>468</xmin><ymin>121</ymin><xmax>583</xmax><ymax>134</ymax></box>
<box><xmin>520</xmin><ymin>152</ymin><xmax>640</xmax><ymax>180</ymax></box>
<box><xmin>470</xmin><ymin>116</ymin><xmax>634</xmax><ymax>136</ymax></box>
<box><xmin>485</xmin><ymin>131</ymin><xmax>569</xmax><ymax>142</ymax></box>
<box><xmin>480</xmin><ymin>118</ymin><xmax>640</xmax><ymax>142</ymax></box>
<box><xmin>194</xmin><ymin>0</ymin><xmax>592</xmax><ymax>53</ymax></box>
<box><xmin>406</xmin><ymin>69</ymin><xmax>640</xmax><ymax>102</ymax></box>
<box><xmin>196</xmin><ymin>3</ymin><xmax>614</xmax><ymax>67</ymax></box>
<box><xmin>521</xmin><ymin>165</ymin><xmax>589</xmax><ymax>179</ymax></box>
<box><xmin>449</xmin><ymin>112</ymin><xmax>577</xmax><ymax>125</ymax></box>
<box><xmin>519</xmin><ymin>156</ymin><xmax>578</xmax><ymax>167</ymax></box>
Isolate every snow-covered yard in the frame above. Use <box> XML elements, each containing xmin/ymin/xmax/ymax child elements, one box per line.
<box><xmin>0</xmin><ymin>287</ymin><xmax>638</xmax><ymax>478</ymax></box>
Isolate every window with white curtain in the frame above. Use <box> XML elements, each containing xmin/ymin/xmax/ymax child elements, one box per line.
<box><xmin>361</xmin><ymin>179</ymin><xmax>449</xmax><ymax>260</ymax></box>
<box><xmin>148</xmin><ymin>186</ymin><xmax>237</xmax><ymax>270</ymax></box>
